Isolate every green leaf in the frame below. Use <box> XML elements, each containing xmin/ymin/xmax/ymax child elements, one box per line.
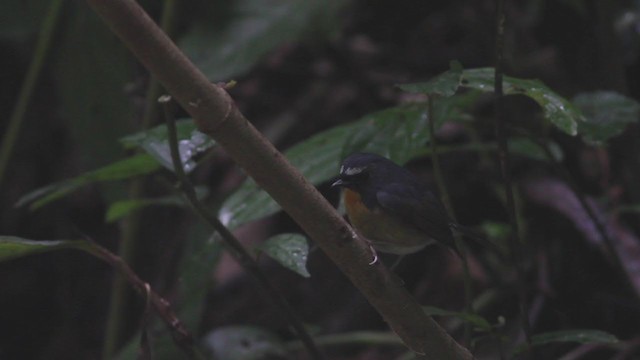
<box><xmin>179</xmin><ymin>0</ymin><xmax>347</xmax><ymax>81</ymax></box>
<box><xmin>399</xmin><ymin>67</ymin><xmax>584</xmax><ymax>135</ymax></box>
<box><xmin>513</xmin><ymin>329</ymin><xmax>619</xmax><ymax>356</ymax></box>
<box><xmin>220</xmin><ymin>103</ymin><xmax>458</xmax><ymax>228</ymax></box>
<box><xmin>572</xmin><ymin>91</ymin><xmax>640</xmax><ymax>144</ymax></box>
<box><xmin>422</xmin><ymin>306</ymin><xmax>493</xmax><ymax>332</ymax></box>
<box><xmin>533</xmin><ymin>329</ymin><xmax>618</xmax><ymax>346</ymax></box>
<box><xmin>341</xmin><ymin>104</ymin><xmax>432</xmax><ymax>164</ymax></box>
<box><xmin>16</xmin><ymin>154</ymin><xmax>161</xmax><ymax>210</ymax></box>
<box><xmin>461</xmin><ymin>68</ymin><xmax>585</xmax><ymax>135</ymax></box>
<box><xmin>397</xmin><ymin>60</ymin><xmax>464</xmax><ymax>97</ymax></box>
<box><xmin>0</xmin><ymin>236</ymin><xmax>86</xmax><ymax>262</ymax></box>
<box><xmin>203</xmin><ymin>326</ymin><xmax>286</xmax><ymax>360</ymax></box>
<box><xmin>258</xmin><ymin>233</ymin><xmax>310</xmax><ymax>277</ymax></box>
<box><xmin>106</xmin><ymin>198</ymin><xmax>177</xmax><ymax>223</ymax></box>
<box><xmin>508</xmin><ymin>138</ymin><xmax>563</xmax><ymax>162</ymax></box>
<box><xmin>105</xmin><ymin>187</ymin><xmax>208</xmax><ymax>222</ymax></box>
<box><xmin>119</xmin><ymin>119</ymin><xmax>215</xmax><ymax>173</ymax></box>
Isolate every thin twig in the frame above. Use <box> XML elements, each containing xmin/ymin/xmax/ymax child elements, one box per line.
<box><xmin>427</xmin><ymin>96</ymin><xmax>475</xmax><ymax>346</ymax></box>
<box><xmin>493</xmin><ymin>0</ymin><xmax>534</xmax><ymax>354</ymax></box>
<box><xmin>160</xmin><ymin>96</ymin><xmax>323</xmax><ymax>360</ymax></box>
<box><xmin>80</xmin><ymin>242</ymin><xmax>203</xmax><ymax>359</ymax></box>
<box><xmin>103</xmin><ymin>2</ymin><xmax>180</xmax><ymax>356</ymax></box>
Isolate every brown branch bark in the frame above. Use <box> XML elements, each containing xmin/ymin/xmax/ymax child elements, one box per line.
<box><xmin>85</xmin><ymin>0</ymin><xmax>473</xmax><ymax>358</ymax></box>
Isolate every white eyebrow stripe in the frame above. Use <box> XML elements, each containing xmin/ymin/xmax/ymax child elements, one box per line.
<box><xmin>344</xmin><ymin>166</ymin><xmax>364</xmax><ymax>175</ymax></box>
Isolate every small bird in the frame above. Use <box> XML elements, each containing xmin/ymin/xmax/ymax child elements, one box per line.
<box><xmin>332</xmin><ymin>152</ymin><xmax>483</xmax><ymax>258</ymax></box>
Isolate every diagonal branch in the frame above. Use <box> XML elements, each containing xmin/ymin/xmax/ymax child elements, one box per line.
<box><xmin>84</xmin><ymin>0</ymin><xmax>473</xmax><ymax>358</ymax></box>
<box><xmin>160</xmin><ymin>96</ymin><xmax>322</xmax><ymax>359</ymax></box>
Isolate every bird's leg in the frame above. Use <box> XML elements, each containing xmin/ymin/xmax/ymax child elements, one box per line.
<box><xmin>367</xmin><ymin>241</ymin><xmax>379</xmax><ymax>265</ymax></box>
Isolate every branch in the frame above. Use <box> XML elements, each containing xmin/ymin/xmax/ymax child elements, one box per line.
<box><xmin>160</xmin><ymin>96</ymin><xmax>322</xmax><ymax>359</ymax></box>
<box><xmin>84</xmin><ymin>0</ymin><xmax>473</xmax><ymax>357</ymax></box>
<box><xmin>81</xmin><ymin>242</ymin><xmax>203</xmax><ymax>359</ymax></box>
<box><xmin>493</xmin><ymin>0</ymin><xmax>533</xmax><ymax>354</ymax></box>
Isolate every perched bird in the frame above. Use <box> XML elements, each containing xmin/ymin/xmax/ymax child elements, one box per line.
<box><xmin>332</xmin><ymin>152</ymin><xmax>487</xmax><ymax>257</ymax></box>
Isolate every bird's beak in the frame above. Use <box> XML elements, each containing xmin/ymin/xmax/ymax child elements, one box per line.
<box><xmin>331</xmin><ymin>178</ymin><xmax>345</xmax><ymax>188</ymax></box>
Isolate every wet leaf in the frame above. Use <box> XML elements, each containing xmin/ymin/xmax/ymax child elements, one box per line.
<box><xmin>461</xmin><ymin>68</ymin><xmax>585</xmax><ymax>135</ymax></box>
<box><xmin>120</xmin><ymin>119</ymin><xmax>215</xmax><ymax>173</ymax></box>
<box><xmin>400</xmin><ymin>67</ymin><xmax>586</xmax><ymax>136</ymax></box>
<box><xmin>258</xmin><ymin>233</ymin><xmax>310</xmax><ymax>277</ymax></box>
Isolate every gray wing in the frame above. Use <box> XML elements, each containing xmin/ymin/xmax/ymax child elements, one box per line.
<box><xmin>376</xmin><ymin>184</ymin><xmax>456</xmax><ymax>249</ymax></box>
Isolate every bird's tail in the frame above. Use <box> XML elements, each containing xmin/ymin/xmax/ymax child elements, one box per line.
<box><xmin>449</xmin><ymin>223</ymin><xmax>506</xmax><ymax>260</ymax></box>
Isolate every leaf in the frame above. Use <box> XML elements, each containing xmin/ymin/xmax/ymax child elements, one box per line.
<box><xmin>119</xmin><ymin>119</ymin><xmax>215</xmax><ymax>173</ymax></box>
<box><xmin>422</xmin><ymin>306</ymin><xmax>493</xmax><ymax>332</ymax></box>
<box><xmin>508</xmin><ymin>138</ymin><xmax>563</xmax><ymax>162</ymax></box>
<box><xmin>461</xmin><ymin>68</ymin><xmax>585</xmax><ymax>135</ymax></box>
<box><xmin>203</xmin><ymin>326</ymin><xmax>286</xmax><ymax>360</ymax></box>
<box><xmin>219</xmin><ymin>103</ymin><xmax>460</xmax><ymax>229</ymax></box>
<box><xmin>16</xmin><ymin>154</ymin><xmax>161</xmax><ymax>210</ymax></box>
<box><xmin>105</xmin><ymin>187</ymin><xmax>209</xmax><ymax>222</ymax></box>
<box><xmin>179</xmin><ymin>0</ymin><xmax>347</xmax><ymax>81</ymax></box>
<box><xmin>572</xmin><ymin>91</ymin><xmax>640</xmax><ymax>144</ymax></box>
<box><xmin>0</xmin><ymin>236</ymin><xmax>86</xmax><ymax>262</ymax></box>
<box><xmin>341</xmin><ymin>104</ymin><xmax>432</xmax><ymax>164</ymax></box>
<box><xmin>397</xmin><ymin>60</ymin><xmax>464</xmax><ymax>97</ymax></box>
<box><xmin>106</xmin><ymin>199</ymin><xmax>178</xmax><ymax>223</ymax></box>
<box><xmin>512</xmin><ymin>329</ymin><xmax>619</xmax><ymax>356</ymax></box>
<box><xmin>401</xmin><ymin>67</ymin><xmax>586</xmax><ymax>136</ymax></box>
<box><xmin>258</xmin><ymin>233</ymin><xmax>310</xmax><ymax>277</ymax></box>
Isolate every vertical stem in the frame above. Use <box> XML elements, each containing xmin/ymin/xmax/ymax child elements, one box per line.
<box><xmin>427</xmin><ymin>97</ymin><xmax>474</xmax><ymax>346</ymax></box>
<box><xmin>493</xmin><ymin>0</ymin><xmax>533</xmax><ymax>353</ymax></box>
<box><xmin>102</xmin><ymin>1</ymin><xmax>179</xmax><ymax>358</ymax></box>
<box><xmin>0</xmin><ymin>0</ymin><xmax>64</xmax><ymax>188</ymax></box>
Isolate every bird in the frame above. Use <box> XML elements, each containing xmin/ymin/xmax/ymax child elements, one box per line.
<box><xmin>332</xmin><ymin>152</ymin><xmax>493</xmax><ymax>259</ymax></box>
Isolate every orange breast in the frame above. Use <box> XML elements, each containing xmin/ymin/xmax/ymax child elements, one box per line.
<box><xmin>342</xmin><ymin>188</ymin><xmax>431</xmax><ymax>255</ymax></box>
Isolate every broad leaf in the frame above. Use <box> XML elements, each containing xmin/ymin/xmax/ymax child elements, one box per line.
<box><xmin>572</xmin><ymin>91</ymin><xmax>640</xmax><ymax>144</ymax></box>
<box><xmin>397</xmin><ymin>60</ymin><xmax>464</xmax><ymax>97</ymax></box>
<box><xmin>180</xmin><ymin>0</ymin><xmax>347</xmax><ymax>81</ymax></box>
<box><xmin>461</xmin><ymin>68</ymin><xmax>585</xmax><ymax>135</ymax></box>
<box><xmin>398</xmin><ymin>67</ymin><xmax>586</xmax><ymax>136</ymax></box>
<box><xmin>119</xmin><ymin>119</ymin><xmax>215</xmax><ymax>173</ymax></box>
<box><xmin>258</xmin><ymin>233</ymin><xmax>310</xmax><ymax>277</ymax></box>
<box><xmin>16</xmin><ymin>154</ymin><xmax>161</xmax><ymax>210</ymax></box>
<box><xmin>0</xmin><ymin>236</ymin><xmax>87</xmax><ymax>262</ymax></box>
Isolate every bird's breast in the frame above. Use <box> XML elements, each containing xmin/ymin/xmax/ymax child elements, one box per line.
<box><xmin>342</xmin><ymin>188</ymin><xmax>431</xmax><ymax>255</ymax></box>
